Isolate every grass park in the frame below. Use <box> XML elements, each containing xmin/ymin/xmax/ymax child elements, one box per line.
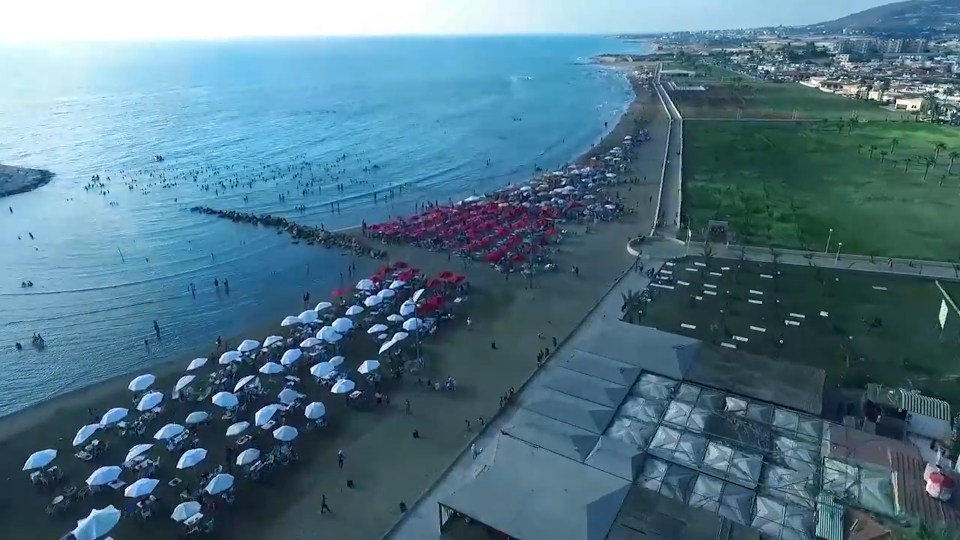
<box><xmin>626</xmin><ymin>256</ymin><xmax>960</xmax><ymax>408</ymax></box>
<box><xmin>681</xmin><ymin>120</ymin><xmax>960</xmax><ymax>261</ymax></box>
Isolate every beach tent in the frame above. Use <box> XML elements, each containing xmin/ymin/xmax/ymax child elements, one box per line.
<box><xmin>185</xmin><ymin>411</ymin><xmax>210</xmax><ymax>425</ymax></box>
<box><xmin>358</xmin><ymin>360</ymin><xmax>380</xmax><ymax>374</ymax></box>
<box><xmin>128</xmin><ymin>374</ymin><xmax>155</xmax><ymax>392</ymax></box>
<box><xmin>378</xmin><ymin>340</ymin><xmax>397</xmax><ymax>355</ymax></box>
<box><xmin>329</xmin><ymin>356</ymin><xmax>345</xmax><ymax>368</ymax></box>
<box><xmin>315</xmin><ymin>301</ymin><xmax>333</xmax><ymax>312</ymax></box>
<box><xmin>218</xmin><ymin>351</ymin><xmax>242</xmax><ymax>365</ymax></box>
<box><xmin>255</xmin><ymin>404</ymin><xmax>282</xmax><ymax>427</ymax></box>
<box><xmin>331</xmin><ymin>318</ymin><xmax>354</xmax><ymax>334</ymax></box>
<box><xmin>237</xmin><ymin>339</ymin><xmax>260</xmax><ymax>354</ymax></box>
<box><xmin>174</xmin><ymin>375</ymin><xmax>196</xmax><ymax>394</ymax></box>
<box><xmin>386</xmin><ymin>314</ymin><xmax>404</xmax><ymax>323</ymax></box>
<box><xmin>280</xmin><ymin>316</ymin><xmax>302</xmax><ymax>327</ymax></box>
<box><xmin>259</xmin><ymin>362</ymin><xmax>284</xmax><ymax>375</ymax></box>
<box><xmin>124</xmin><ymin>478</ymin><xmax>159</xmax><ymax>499</ymax></box>
<box><xmin>331</xmin><ymin>379</ymin><xmax>356</xmax><ymax>395</ymax></box>
<box><xmin>299</xmin><ymin>337</ymin><xmax>322</xmax><ymax>348</ymax></box>
<box><xmin>23</xmin><ymin>449</ymin><xmax>57</xmax><ymax>471</ymax></box>
<box><xmin>86</xmin><ymin>466</ymin><xmax>122</xmax><ymax>487</ymax></box>
<box><xmin>402</xmin><ymin>318</ymin><xmax>423</xmax><ymax>332</ymax></box>
<box><xmin>389</xmin><ymin>280</ymin><xmax>407</xmax><ymax>290</ymax></box>
<box><xmin>234</xmin><ymin>375</ymin><xmax>258</xmax><ymax>392</ymax></box>
<box><xmin>399</xmin><ymin>301</ymin><xmax>416</xmax><ymax>317</ymax></box>
<box><xmin>177</xmin><ymin>448</ymin><xmax>207</xmax><ymax>470</ymax></box>
<box><xmin>273</xmin><ymin>425</ymin><xmax>299</xmax><ymax>442</ymax></box>
<box><xmin>305</xmin><ymin>402</ymin><xmax>327</xmax><ymax>420</ymax></box>
<box><xmin>226</xmin><ymin>421</ymin><xmax>249</xmax><ymax>437</ymax></box>
<box><xmin>278</xmin><ymin>388</ymin><xmax>305</xmax><ymax>406</ymax></box>
<box><xmin>70</xmin><ymin>506</ymin><xmax>121</xmax><ymax>540</ymax></box>
<box><xmin>124</xmin><ymin>444</ymin><xmax>153</xmax><ymax>464</ymax></box>
<box><xmin>310</xmin><ymin>362</ymin><xmax>335</xmax><ymax>379</ymax></box>
<box><xmin>211</xmin><ymin>392</ymin><xmax>239</xmax><ymax>409</ymax></box>
<box><xmin>263</xmin><ymin>335</ymin><xmax>284</xmax><ymax>348</ymax></box>
<box><xmin>280</xmin><ymin>349</ymin><xmax>302</xmax><ymax>367</ymax></box>
<box><xmin>153</xmin><ymin>423</ymin><xmax>185</xmax><ymax>441</ymax></box>
<box><xmin>363</xmin><ymin>295</ymin><xmax>383</xmax><ymax>308</ymax></box>
<box><xmin>137</xmin><ymin>391</ymin><xmax>164</xmax><ymax>412</ymax></box>
<box><xmin>345</xmin><ymin>305</ymin><xmax>364</xmax><ymax>316</ymax></box>
<box><xmin>378</xmin><ymin>288</ymin><xmax>397</xmax><ymax>299</ymax></box>
<box><xmin>391</xmin><ymin>331</ymin><xmax>410</xmax><ymax>343</ymax></box>
<box><xmin>236</xmin><ymin>448</ymin><xmax>261</xmax><ymax>467</ymax></box>
<box><xmin>298</xmin><ymin>310</ymin><xmax>319</xmax><ymax>324</ymax></box>
<box><xmin>367</xmin><ymin>323</ymin><xmax>389</xmax><ymax>335</ymax></box>
<box><xmin>186</xmin><ymin>357</ymin><xmax>208</xmax><ymax>371</ymax></box>
<box><xmin>99</xmin><ymin>408</ymin><xmax>128</xmax><ymax>427</ymax></box>
<box><xmin>205</xmin><ymin>473</ymin><xmax>235</xmax><ymax>495</ymax></box>
<box><xmin>171</xmin><ymin>501</ymin><xmax>202</xmax><ymax>522</ymax></box>
<box><xmin>73</xmin><ymin>424</ymin><xmax>100</xmax><ymax>447</ymax></box>
<box><xmin>356</xmin><ymin>278</ymin><xmax>375</xmax><ymax>291</ymax></box>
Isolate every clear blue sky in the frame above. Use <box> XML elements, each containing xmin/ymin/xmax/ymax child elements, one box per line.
<box><xmin>2</xmin><ymin>0</ymin><xmax>894</xmax><ymax>42</ymax></box>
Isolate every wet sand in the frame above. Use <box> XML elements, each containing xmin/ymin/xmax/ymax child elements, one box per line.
<box><xmin>0</xmin><ymin>164</ymin><xmax>53</xmax><ymax>198</ymax></box>
<box><xmin>0</xmin><ymin>74</ymin><xmax>668</xmax><ymax>540</ymax></box>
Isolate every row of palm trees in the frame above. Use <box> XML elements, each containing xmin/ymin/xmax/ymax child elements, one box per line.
<box><xmin>855</xmin><ymin>137</ymin><xmax>960</xmax><ymax>184</ymax></box>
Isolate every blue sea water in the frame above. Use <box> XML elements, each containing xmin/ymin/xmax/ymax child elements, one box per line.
<box><xmin>0</xmin><ymin>36</ymin><xmax>647</xmax><ymax>415</ymax></box>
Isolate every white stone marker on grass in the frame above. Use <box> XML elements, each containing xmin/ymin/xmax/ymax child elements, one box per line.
<box><xmin>694</xmin><ymin>262</ymin><xmax>707</xmax><ymax>267</ymax></box>
<box><xmin>677</xmin><ymin>280</ymin><xmax>690</xmax><ymax>286</ymax></box>
<box><xmin>661</xmin><ymin>269</ymin><xmax>673</xmax><ymax>275</ymax></box>
<box><xmin>784</xmin><ymin>320</ymin><xmax>801</xmax><ymax>326</ymax></box>
<box><xmin>749</xmin><ymin>326</ymin><xmax>766</xmax><ymax>333</ymax></box>
<box><xmin>788</xmin><ymin>313</ymin><xmax>805</xmax><ymax>319</ymax></box>
<box><xmin>748</xmin><ymin>299</ymin><xmax>763</xmax><ymax>305</ymax></box>
<box><xmin>703</xmin><ymin>284</ymin><xmax>717</xmax><ymax>289</ymax></box>
<box><xmin>733</xmin><ymin>335</ymin><xmax>749</xmax><ymax>342</ymax></box>
<box><xmin>704</xmin><ymin>290</ymin><xmax>717</xmax><ymax>296</ymax></box>
<box><xmin>760</xmin><ymin>274</ymin><xmax>773</xmax><ymax>279</ymax></box>
<box><xmin>694</xmin><ymin>295</ymin><xmax>703</xmax><ymax>301</ymax></box>
<box><xmin>686</xmin><ymin>267</ymin><xmax>697</xmax><ymax>272</ymax></box>
<box><xmin>872</xmin><ymin>286</ymin><xmax>888</xmax><ymax>291</ymax></box>
<box><xmin>820</xmin><ymin>311</ymin><xmax>829</xmax><ymax>317</ymax></box>
<box><xmin>666</xmin><ymin>261</ymin><xmax>675</xmax><ymax>267</ymax></box>
<box><xmin>651</xmin><ymin>283</ymin><xmax>675</xmax><ymax>290</ymax></box>
<box><xmin>749</xmin><ymin>290</ymin><xmax>763</xmax><ymax>296</ymax></box>
<box><xmin>709</xmin><ymin>271</ymin><xmax>722</xmax><ymax>277</ymax></box>
<box><xmin>681</xmin><ymin>323</ymin><xmax>697</xmax><ymax>330</ymax></box>
<box><xmin>721</xmin><ymin>266</ymin><xmax>730</xmax><ymax>271</ymax></box>
<box><xmin>720</xmin><ymin>342</ymin><xmax>737</xmax><ymax>349</ymax></box>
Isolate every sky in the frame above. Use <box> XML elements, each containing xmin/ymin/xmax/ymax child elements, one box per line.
<box><xmin>1</xmin><ymin>0</ymin><xmax>895</xmax><ymax>42</ymax></box>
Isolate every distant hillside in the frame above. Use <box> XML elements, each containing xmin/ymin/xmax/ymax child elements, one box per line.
<box><xmin>805</xmin><ymin>0</ymin><xmax>960</xmax><ymax>34</ymax></box>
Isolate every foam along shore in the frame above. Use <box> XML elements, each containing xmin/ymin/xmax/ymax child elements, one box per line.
<box><xmin>0</xmin><ymin>164</ymin><xmax>54</xmax><ymax>198</ymax></box>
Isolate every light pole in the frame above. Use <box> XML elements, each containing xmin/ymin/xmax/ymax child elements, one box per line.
<box><xmin>824</xmin><ymin>228</ymin><xmax>833</xmax><ymax>254</ymax></box>
<box><xmin>834</xmin><ymin>242</ymin><xmax>843</xmax><ymax>265</ymax></box>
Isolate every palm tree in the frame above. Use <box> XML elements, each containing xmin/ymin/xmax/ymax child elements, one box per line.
<box><xmin>948</xmin><ymin>151</ymin><xmax>960</xmax><ymax>174</ymax></box>
<box><xmin>869</xmin><ymin>144</ymin><xmax>878</xmax><ymax>158</ymax></box>
<box><xmin>934</xmin><ymin>142</ymin><xmax>947</xmax><ymax>161</ymax></box>
<box><xmin>879</xmin><ymin>150</ymin><xmax>889</xmax><ymax>164</ymax></box>
<box><xmin>904</xmin><ymin>157</ymin><xmax>913</xmax><ymax>172</ymax></box>
<box><xmin>923</xmin><ymin>157</ymin><xmax>937</xmax><ymax>181</ymax></box>
<box><xmin>891</xmin><ymin>137</ymin><xmax>899</xmax><ymax>154</ymax></box>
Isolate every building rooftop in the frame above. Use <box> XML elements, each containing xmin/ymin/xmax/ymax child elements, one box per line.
<box><xmin>865</xmin><ymin>384</ymin><xmax>951</xmax><ymax>422</ymax></box>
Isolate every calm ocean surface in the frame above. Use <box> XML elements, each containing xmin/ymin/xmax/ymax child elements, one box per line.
<box><xmin>0</xmin><ymin>36</ymin><xmax>647</xmax><ymax>416</ymax></box>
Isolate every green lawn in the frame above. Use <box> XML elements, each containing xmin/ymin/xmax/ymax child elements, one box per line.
<box><xmin>633</xmin><ymin>256</ymin><xmax>960</xmax><ymax>408</ymax></box>
<box><xmin>682</xmin><ymin>120</ymin><xmax>960</xmax><ymax>260</ymax></box>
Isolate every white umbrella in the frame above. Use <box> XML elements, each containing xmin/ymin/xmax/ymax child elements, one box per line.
<box><xmin>345</xmin><ymin>305</ymin><xmax>364</xmax><ymax>316</ymax></box>
<box><xmin>237</xmin><ymin>339</ymin><xmax>260</xmax><ymax>354</ymax></box>
<box><xmin>137</xmin><ymin>391</ymin><xmax>164</xmax><ymax>412</ymax></box>
<box><xmin>205</xmin><ymin>473</ymin><xmax>235</xmax><ymax>495</ymax></box>
<box><xmin>211</xmin><ymin>392</ymin><xmax>239</xmax><ymax>409</ymax></box>
<box><xmin>186</xmin><ymin>357</ymin><xmax>208</xmax><ymax>371</ymax></box>
<box><xmin>402</xmin><ymin>318</ymin><xmax>423</xmax><ymax>332</ymax></box>
<box><xmin>399</xmin><ymin>301</ymin><xmax>416</xmax><ymax>316</ymax></box>
<box><xmin>124</xmin><ymin>478</ymin><xmax>159</xmax><ymax>498</ymax></box>
<box><xmin>153</xmin><ymin>423</ymin><xmax>185</xmax><ymax>441</ymax></box>
<box><xmin>331</xmin><ymin>379</ymin><xmax>356</xmax><ymax>395</ymax></box>
<box><xmin>226</xmin><ymin>421</ymin><xmax>249</xmax><ymax>437</ymax></box>
<box><xmin>185</xmin><ymin>411</ymin><xmax>210</xmax><ymax>425</ymax></box>
<box><xmin>367</xmin><ymin>324</ymin><xmax>389</xmax><ymax>334</ymax></box>
<box><xmin>23</xmin><ymin>449</ymin><xmax>57</xmax><ymax>471</ymax></box>
<box><xmin>218</xmin><ymin>350</ymin><xmax>242</xmax><ymax>365</ymax></box>
<box><xmin>273</xmin><ymin>425</ymin><xmax>299</xmax><ymax>442</ymax></box>
<box><xmin>315</xmin><ymin>301</ymin><xmax>333</xmax><ymax>312</ymax></box>
<box><xmin>304</xmin><ymin>402</ymin><xmax>326</xmax><ymax>420</ymax></box>
<box><xmin>329</xmin><ymin>355</ymin><xmax>345</xmax><ymax>367</ymax></box>
<box><xmin>389</xmin><ymin>280</ymin><xmax>406</xmax><ymax>289</ymax></box>
<box><xmin>280</xmin><ymin>315</ymin><xmax>302</xmax><ymax>327</ymax></box>
<box><xmin>174</xmin><ymin>375</ymin><xmax>196</xmax><ymax>394</ymax></box>
<box><xmin>310</xmin><ymin>362</ymin><xmax>335</xmax><ymax>379</ymax></box>
<box><xmin>331</xmin><ymin>317</ymin><xmax>353</xmax><ymax>333</ymax></box>
<box><xmin>356</xmin><ymin>278</ymin><xmax>375</xmax><ymax>291</ymax></box>
<box><xmin>364</xmin><ymin>295</ymin><xmax>383</xmax><ymax>307</ymax></box>
<box><xmin>71</xmin><ymin>506</ymin><xmax>121</xmax><ymax>540</ymax></box>
<box><xmin>124</xmin><ymin>444</ymin><xmax>153</xmax><ymax>463</ymax></box>
<box><xmin>255</xmin><ymin>404</ymin><xmax>282</xmax><ymax>426</ymax></box>
<box><xmin>236</xmin><ymin>448</ymin><xmax>261</xmax><ymax>467</ymax></box>
<box><xmin>177</xmin><ymin>448</ymin><xmax>207</xmax><ymax>470</ymax></box>
<box><xmin>171</xmin><ymin>501</ymin><xmax>202</xmax><ymax>522</ymax></box>
<box><xmin>128</xmin><ymin>374</ymin><xmax>155</xmax><ymax>392</ymax></box>
<box><xmin>412</xmin><ymin>288</ymin><xmax>426</xmax><ymax>302</ymax></box>
<box><xmin>324</xmin><ymin>331</ymin><xmax>344</xmax><ymax>343</ymax></box>
<box><xmin>358</xmin><ymin>359</ymin><xmax>381</xmax><ymax>374</ymax></box>
<box><xmin>387</xmin><ymin>314</ymin><xmax>404</xmax><ymax>323</ymax></box>
<box><xmin>378</xmin><ymin>340</ymin><xmax>397</xmax><ymax>355</ymax></box>
<box><xmin>86</xmin><ymin>466</ymin><xmax>122</xmax><ymax>487</ymax></box>
<box><xmin>278</xmin><ymin>388</ymin><xmax>304</xmax><ymax>406</ymax></box>
<box><xmin>300</xmin><ymin>337</ymin><xmax>322</xmax><ymax>348</ymax></box>
<box><xmin>99</xmin><ymin>407</ymin><xmax>128</xmax><ymax>427</ymax></box>
<box><xmin>298</xmin><ymin>310</ymin><xmax>319</xmax><ymax>324</ymax></box>
<box><xmin>378</xmin><ymin>288</ymin><xmax>397</xmax><ymax>299</ymax></box>
<box><xmin>263</xmin><ymin>335</ymin><xmax>284</xmax><ymax>348</ymax></box>
<box><xmin>392</xmin><ymin>331</ymin><xmax>410</xmax><ymax>342</ymax></box>
<box><xmin>259</xmin><ymin>362</ymin><xmax>284</xmax><ymax>375</ymax></box>
<box><xmin>280</xmin><ymin>349</ymin><xmax>302</xmax><ymax>366</ymax></box>
<box><xmin>316</xmin><ymin>325</ymin><xmax>334</xmax><ymax>339</ymax></box>
<box><xmin>234</xmin><ymin>374</ymin><xmax>258</xmax><ymax>392</ymax></box>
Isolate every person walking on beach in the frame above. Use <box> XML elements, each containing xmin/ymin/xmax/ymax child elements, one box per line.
<box><xmin>321</xmin><ymin>494</ymin><xmax>331</xmax><ymax>514</ymax></box>
<box><xmin>214</xmin><ymin>278</ymin><xmax>219</xmax><ymax>289</ymax></box>
<box><xmin>405</xmin><ymin>399</ymin><xmax>412</xmax><ymax>415</ymax></box>
<box><xmin>337</xmin><ymin>450</ymin><xmax>344</xmax><ymax>469</ymax></box>
<box><xmin>224</xmin><ymin>279</ymin><xmax>230</xmax><ymax>295</ymax></box>
<box><xmin>153</xmin><ymin>320</ymin><xmax>160</xmax><ymax>339</ymax></box>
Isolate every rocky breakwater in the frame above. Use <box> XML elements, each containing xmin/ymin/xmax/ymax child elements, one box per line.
<box><xmin>190</xmin><ymin>206</ymin><xmax>387</xmax><ymax>259</ymax></box>
<box><xmin>0</xmin><ymin>164</ymin><xmax>54</xmax><ymax>197</ymax></box>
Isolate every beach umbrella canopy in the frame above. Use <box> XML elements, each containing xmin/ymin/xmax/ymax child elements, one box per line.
<box><xmin>331</xmin><ymin>379</ymin><xmax>356</xmax><ymax>395</ymax></box>
<box><xmin>324</xmin><ymin>331</ymin><xmax>344</xmax><ymax>344</ymax></box>
<box><xmin>225</xmin><ymin>421</ymin><xmax>249</xmax><ymax>437</ymax></box>
<box><xmin>86</xmin><ymin>466</ymin><xmax>122</xmax><ymax>487</ymax></box>
<box><xmin>237</xmin><ymin>339</ymin><xmax>260</xmax><ymax>354</ymax></box>
<box><xmin>124</xmin><ymin>478</ymin><xmax>159</xmax><ymax>498</ymax></box>
<box><xmin>389</xmin><ymin>280</ymin><xmax>407</xmax><ymax>290</ymax></box>
<box><xmin>366</xmin><ymin>324</ymin><xmax>387</xmax><ymax>334</ymax></box>
<box><xmin>298</xmin><ymin>310</ymin><xmax>319</xmax><ymax>324</ymax></box>
<box><xmin>23</xmin><ymin>449</ymin><xmax>57</xmax><ymax>471</ymax></box>
<box><xmin>186</xmin><ymin>357</ymin><xmax>208</xmax><ymax>371</ymax></box>
<box><xmin>205</xmin><ymin>473</ymin><xmax>235</xmax><ymax>495</ymax></box>
<box><xmin>356</xmin><ymin>278</ymin><xmax>375</xmax><ymax>291</ymax></box>
<box><xmin>399</xmin><ymin>301</ymin><xmax>416</xmax><ymax>316</ymax></box>
<box><xmin>310</xmin><ymin>362</ymin><xmax>335</xmax><ymax>379</ymax></box>
<box><xmin>255</xmin><ymin>404</ymin><xmax>282</xmax><ymax>427</ymax></box>
<box><xmin>70</xmin><ymin>426</ymin><xmax>100</xmax><ymax>451</ymax></box>
<box><xmin>177</xmin><ymin>448</ymin><xmax>207</xmax><ymax>470</ymax></box>
<box><xmin>124</xmin><ymin>444</ymin><xmax>153</xmax><ymax>463</ymax></box>
<box><xmin>280</xmin><ymin>349</ymin><xmax>302</xmax><ymax>366</ymax></box>
<box><xmin>358</xmin><ymin>359</ymin><xmax>381</xmax><ymax>374</ymax></box>
<box><xmin>263</xmin><ymin>335</ymin><xmax>284</xmax><ymax>348</ymax></box>
<box><xmin>402</xmin><ymin>318</ymin><xmax>423</xmax><ymax>332</ymax></box>
<box><xmin>137</xmin><ymin>391</ymin><xmax>164</xmax><ymax>412</ymax></box>
<box><xmin>378</xmin><ymin>340</ymin><xmax>397</xmax><ymax>355</ymax></box>
<box><xmin>345</xmin><ymin>305</ymin><xmax>364</xmax><ymax>316</ymax></box>
<box><xmin>278</xmin><ymin>388</ymin><xmax>304</xmax><ymax>406</ymax></box>
<box><xmin>315</xmin><ymin>325</ymin><xmax>334</xmax><ymax>339</ymax></box>
<box><xmin>259</xmin><ymin>361</ymin><xmax>284</xmax><ymax>375</ymax></box>
<box><xmin>234</xmin><ymin>374</ymin><xmax>258</xmax><ymax>392</ymax></box>
<box><xmin>412</xmin><ymin>288</ymin><xmax>426</xmax><ymax>302</ymax></box>
<box><xmin>218</xmin><ymin>350</ymin><xmax>242</xmax><ymax>365</ymax></box>
<box><xmin>71</xmin><ymin>505</ymin><xmax>121</xmax><ymax>540</ymax></box>
<box><xmin>171</xmin><ymin>501</ymin><xmax>202</xmax><ymax>522</ymax></box>
<box><xmin>236</xmin><ymin>448</ymin><xmax>261</xmax><ymax>467</ymax></box>
<box><xmin>211</xmin><ymin>391</ymin><xmax>239</xmax><ymax>409</ymax></box>
<box><xmin>300</xmin><ymin>337</ymin><xmax>323</xmax><ymax>348</ymax></box>
<box><xmin>153</xmin><ymin>423</ymin><xmax>185</xmax><ymax>441</ymax></box>
<box><xmin>378</xmin><ymin>288</ymin><xmax>396</xmax><ymax>299</ymax></box>
<box><xmin>315</xmin><ymin>301</ymin><xmax>333</xmax><ymax>313</ymax></box>
<box><xmin>185</xmin><ymin>411</ymin><xmax>210</xmax><ymax>425</ymax></box>
<box><xmin>304</xmin><ymin>402</ymin><xmax>327</xmax><ymax>420</ymax></box>
<box><xmin>364</xmin><ymin>295</ymin><xmax>383</xmax><ymax>307</ymax></box>
<box><xmin>273</xmin><ymin>425</ymin><xmax>299</xmax><ymax>442</ymax></box>
<box><xmin>392</xmin><ymin>331</ymin><xmax>410</xmax><ymax>342</ymax></box>
<box><xmin>128</xmin><ymin>374</ymin><xmax>156</xmax><ymax>392</ymax></box>
<box><xmin>99</xmin><ymin>407</ymin><xmax>128</xmax><ymax>427</ymax></box>
<box><xmin>386</xmin><ymin>314</ymin><xmax>404</xmax><ymax>323</ymax></box>
<box><xmin>174</xmin><ymin>375</ymin><xmax>196</xmax><ymax>394</ymax></box>
<box><xmin>331</xmin><ymin>317</ymin><xmax>354</xmax><ymax>333</ymax></box>
<box><xmin>329</xmin><ymin>355</ymin><xmax>345</xmax><ymax>367</ymax></box>
<box><xmin>280</xmin><ymin>316</ymin><xmax>302</xmax><ymax>327</ymax></box>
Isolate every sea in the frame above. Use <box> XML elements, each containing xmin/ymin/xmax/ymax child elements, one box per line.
<box><xmin>0</xmin><ymin>36</ymin><xmax>648</xmax><ymax>416</ymax></box>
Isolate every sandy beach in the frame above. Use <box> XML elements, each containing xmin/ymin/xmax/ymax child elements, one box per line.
<box><xmin>0</xmin><ymin>70</ymin><xmax>668</xmax><ymax>540</ymax></box>
<box><xmin>0</xmin><ymin>164</ymin><xmax>53</xmax><ymax>198</ymax></box>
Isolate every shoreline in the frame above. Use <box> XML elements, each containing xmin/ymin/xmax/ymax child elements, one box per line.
<box><xmin>0</xmin><ymin>164</ymin><xmax>54</xmax><ymax>198</ymax></box>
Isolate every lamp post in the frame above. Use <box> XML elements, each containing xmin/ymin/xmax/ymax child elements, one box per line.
<box><xmin>834</xmin><ymin>242</ymin><xmax>843</xmax><ymax>265</ymax></box>
<box><xmin>824</xmin><ymin>228</ymin><xmax>833</xmax><ymax>254</ymax></box>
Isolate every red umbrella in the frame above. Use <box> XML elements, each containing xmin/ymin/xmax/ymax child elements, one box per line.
<box><xmin>331</xmin><ymin>288</ymin><xmax>350</xmax><ymax>297</ymax></box>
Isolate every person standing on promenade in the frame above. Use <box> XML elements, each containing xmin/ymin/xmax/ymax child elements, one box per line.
<box><xmin>321</xmin><ymin>494</ymin><xmax>331</xmax><ymax>514</ymax></box>
<box><xmin>337</xmin><ymin>450</ymin><xmax>344</xmax><ymax>469</ymax></box>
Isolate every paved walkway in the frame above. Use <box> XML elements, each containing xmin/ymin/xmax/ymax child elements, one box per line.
<box><xmin>653</xmin><ymin>76</ymin><xmax>682</xmax><ymax>238</ymax></box>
